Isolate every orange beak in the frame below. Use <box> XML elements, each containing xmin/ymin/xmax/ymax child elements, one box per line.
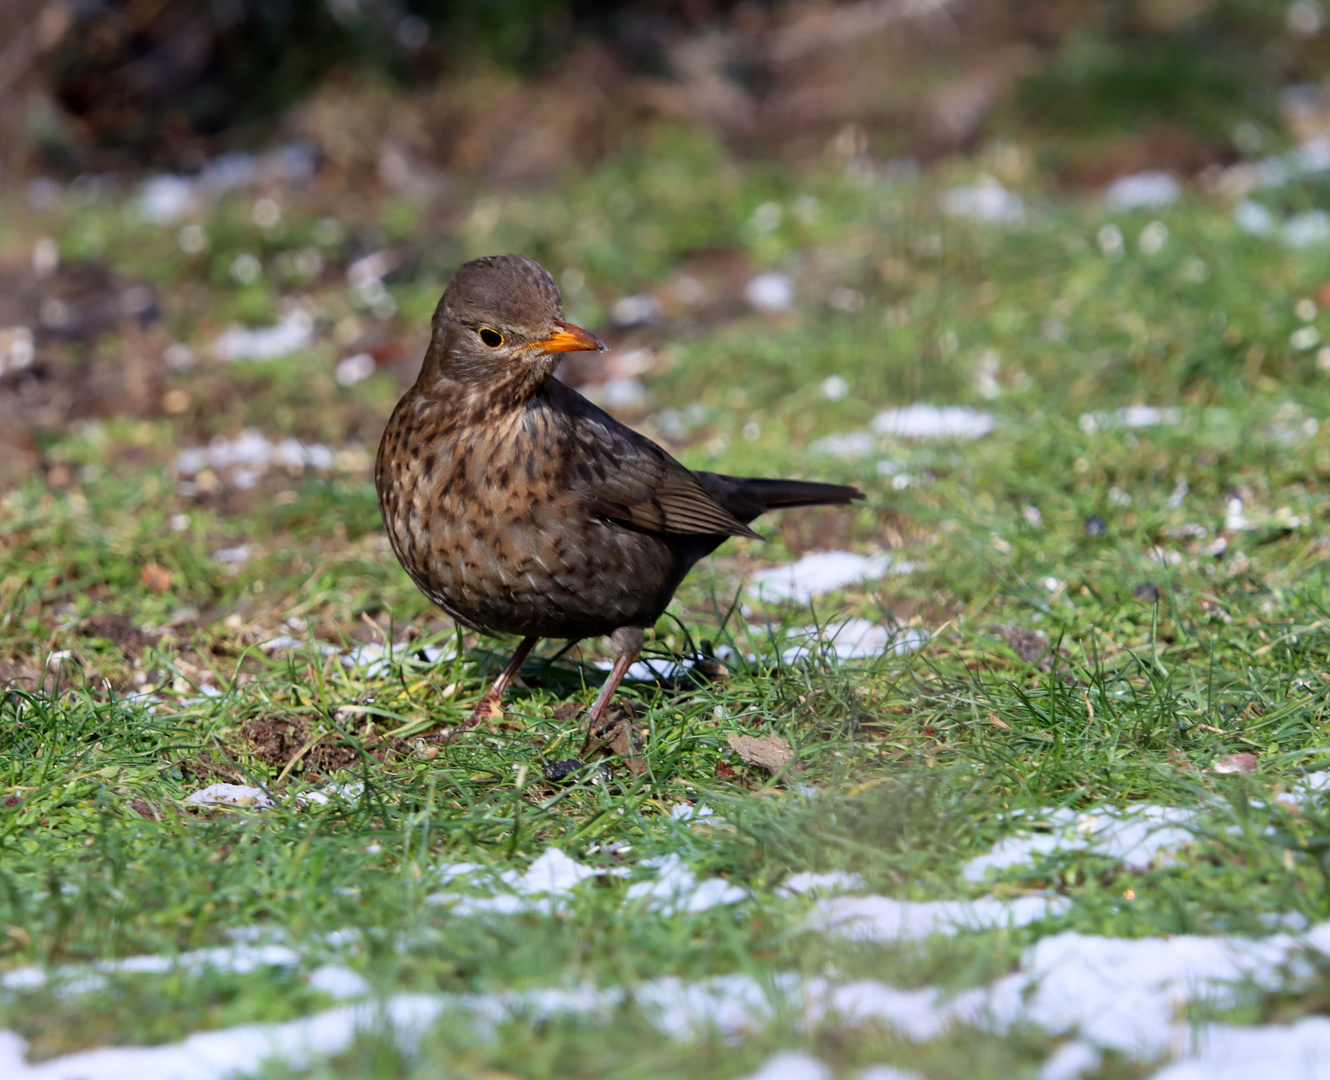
<box><xmin>530</xmin><ymin>320</ymin><xmax>607</xmax><ymax>354</ymax></box>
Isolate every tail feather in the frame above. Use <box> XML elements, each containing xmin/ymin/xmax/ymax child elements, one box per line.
<box><xmin>695</xmin><ymin>472</ymin><xmax>865</xmax><ymax>526</ymax></box>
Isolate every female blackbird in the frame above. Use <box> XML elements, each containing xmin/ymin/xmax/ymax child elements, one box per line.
<box><xmin>376</xmin><ymin>254</ymin><xmax>863</xmax><ymax>734</ymax></box>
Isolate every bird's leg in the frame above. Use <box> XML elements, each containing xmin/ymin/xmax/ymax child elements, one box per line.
<box><xmin>465</xmin><ymin>636</ymin><xmax>538</xmax><ymax>727</ymax></box>
<box><xmin>581</xmin><ymin>626</ymin><xmax>644</xmax><ymax>747</ymax></box>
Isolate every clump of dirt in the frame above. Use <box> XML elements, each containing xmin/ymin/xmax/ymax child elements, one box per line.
<box><xmin>77</xmin><ymin>613</ymin><xmax>157</xmax><ymax>659</ymax></box>
<box><xmin>244</xmin><ymin>715</ymin><xmax>359</xmax><ymax>776</ymax></box>
<box><xmin>0</xmin><ymin>656</ymin><xmax>43</xmax><ymax>692</ymax></box>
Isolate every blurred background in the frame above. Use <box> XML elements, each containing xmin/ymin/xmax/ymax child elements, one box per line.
<box><xmin>4</xmin><ymin>0</ymin><xmax>1330</xmax><ymax>643</ymax></box>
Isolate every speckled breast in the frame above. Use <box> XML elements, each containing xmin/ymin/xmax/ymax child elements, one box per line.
<box><xmin>376</xmin><ymin>392</ymin><xmax>682</xmax><ymax>640</ymax></box>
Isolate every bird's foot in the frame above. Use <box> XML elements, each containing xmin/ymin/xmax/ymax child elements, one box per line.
<box><xmin>466</xmin><ymin>692</ymin><xmax>504</xmax><ymax>726</ymax></box>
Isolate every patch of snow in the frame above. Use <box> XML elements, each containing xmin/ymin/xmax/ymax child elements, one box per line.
<box><xmin>1079</xmin><ymin>405</ymin><xmax>1180</xmax><ymax>434</ymax></box>
<box><xmin>668</xmin><ymin>803</ymin><xmax>715</xmax><ymax>822</ymax></box>
<box><xmin>183</xmin><ymin>784</ymin><xmax>273</xmax><ymax>809</ymax></box>
<box><xmin>737</xmin><ymin>1052</ymin><xmax>831</xmax><ymax>1080</ymax></box>
<box><xmin>0</xmin><ymin>966</ymin><xmax>44</xmax><ymax>991</ymax></box>
<box><xmin>212</xmin><ymin>545</ymin><xmax>251</xmax><ymax>565</ymax></box>
<box><xmin>963</xmin><ymin>806</ymin><xmax>1197</xmax><ymax>883</ymax></box>
<box><xmin>1284</xmin><ymin>210</ymin><xmax>1330</xmax><ymax>248</ymax></box>
<box><xmin>175</xmin><ymin>429</ymin><xmax>338</xmax><ymax>486</ymax></box>
<box><xmin>611</xmin><ymin>294</ymin><xmax>664</xmax><ymax>327</ymax></box>
<box><xmin>0</xmin><ymin>994</ymin><xmax>445</xmax><ymax>1080</ymax></box>
<box><xmin>820</xmin><ymin>375</ymin><xmax>849</xmax><ymax>400</ymax></box>
<box><xmin>589</xmin><ymin>654</ymin><xmax>695</xmax><ymax>682</ymax></box>
<box><xmin>808</xmin><ymin>430</ymin><xmax>875</xmax><ymax>459</ymax></box>
<box><xmin>779</xmin><ymin>871</ymin><xmax>867</xmax><ymax>896</ymax></box>
<box><xmin>962</xmin><ymin>803</ymin><xmax>1202</xmax><ymax>888</ymax></box>
<box><xmin>1039</xmin><ymin>1041</ymin><xmax>1101</xmax><ymax>1080</ymax></box>
<box><xmin>136</xmin><ymin>176</ymin><xmax>200</xmax><ymax>225</ymax></box>
<box><xmin>1234</xmin><ymin>200</ymin><xmax>1275</xmax><ymax>236</ymax></box>
<box><xmin>745</xmin><ymin>272</ymin><xmax>795</xmax><ymax>312</ymax></box>
<box><xmin>212</xmin><ymin>310</ymin><xmax>314</xmax><ymax>362</ymax></box>
<box><xmin>1120</xmin><ymin>404</ymin><xmax>1180</xmax><ymax>428</ymax></box>
<box><xmin>427</xmin><ymin>849</ymin><xmax>630</xmax><ymax>915</ymax></box>
<box><xmin>296</xmin><ymin>783</ymin><xmax>364</xmax><ymax>808</ymax></box>
<box><xmin>870</xmin><ymin>404</ymin><xmax>995</xmax><ymax>440</ymax></box>
<box><xmin>0</xmin><ymin>326</ymin><xmax>36</xmax><ymax>375</ymax></box>
<box><xmin>811</xmin><ymin>894</ymin><xmax>1069</xmax><ymax>941</ymax></box>
<box><xmin>134</xmin><ymin>145</ymin><xmax>315</xmax><ymax>225</ymax></box>
<box><xmin>335</xmin><ymin>353</ymin><xmax>375</xmax><ymax>387</ymax></box>
<box><xmin>1105</xmin><ymin>171</ymin><xmax>1180</xmax><ymax>211</ymax></box>
<box><xmin>306</xmin><ymin>965</ymin><xmax>370</xmax><ymax>1000</ymax></box>
<box><xmin>983</xmin><ymin>928</ymin><xmax>1298</xmax><ymax>1061</ymax></box>
<box><xmin>772</xmin><ymin>619</ymin><xmax>928</xmax><ymax>663</ymax></box>
<box><xmin>14</xmin><ymin>914</ymin><xmax>1330</xmax><ymax>1080</ymax></box>
<box><xmin>625</xmin><ymin>854</ymin><xmax>748</xmax><ymax>914</ymax></box>
<box><xmin>1150</xmin><ymin>1017</ymin><xmax>1330</xmax><ymax>1079</ymax></box>
<box><xmin>943</xmin><ymin>177</ymin><xmax>1025</xmax><ymax>223</ymax></box>
<box><xmin>505</xmin><ymin>849</ymin><xmax>602</xmax><ymax>896</ymax></box>
<box><xmin>578</xmin><ymin>377</ymin><xmax>651</xmax><ymax>412</ymax></box>
<box><xmin>857</xmin><ymin>1068</ymin><xmax>926</xmax><ymax>1080</ymax></box>
<box><xmin>749</xmin><ymin>552</ymin><xmax>904</xmax><ymax>603</ymax></box>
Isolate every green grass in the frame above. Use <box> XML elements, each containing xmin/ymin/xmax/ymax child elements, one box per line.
<box><xmin>8</xmin><ymin>124</ymin><xmax>1330</xmax><ymax>1076</ymax></box>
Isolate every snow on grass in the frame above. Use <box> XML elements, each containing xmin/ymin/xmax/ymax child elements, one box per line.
<box><xmin>1078</xmin><ymin>405</ymin><xmax>1182</xmax><ymax>434</ymax></box>
<box><xmin>773</xmin><ymin>619</ymin><xmax>929</xmax><ymax>662</ymax></box>
<box><xmin>426</xmin><ymin>848</ymin><xmax>624</xmax><ymax>915</ymax></box>
<box><xmin>1104</xmin><ymin>171</ymin><xmax>1180</xmax><ymax>211</ymax></box>
<box><xmin>211</xmin><ymin>310</ymin><xmax>314</xmax><ymax>362</ymax></box>
<box><xmin>1</xmin><ymin>942</ymin><xmax>303</xmax><ymax>995</ymax></box>
<box><xmin>182</xmin><ymin>784</ymin><xmax>273</xmax><ymax>809</ymax></box>
<box><xmin>625</xmin><ymin>854</ymin><xmax>748</xmax><ymax>914</ymax></box>
<box><xmin>737</xmin><ymin>1052</ymin><xmax>832</xmax><ymax>1080</ymax></box>
<box><xmin>810</xmin><ymin>894</ymin><xmax>1070</xmax><ymax>942</ymax></box>
<box><xmin>962</xmin><ymin>805</ymin><xmax>1198</xmax><ymax>883</ymax></box>
<box><xmin>1150</xmin><ymin>1018</ymin><xmax>1330</xmax><ymax>1080</ymax></box>
<box><xmin>426</xmin><ymin>849</ymin><xmax>749</xmax><ymax>917</ymax></box>
<box><xmin>175</xmin><ymin>429</ymin><xmax>341</xmax><ymax>491</ymax></box>
<box><xmin>749</xmin><ymin>552</ymin><xmax>915</xmax><ymax>603</ymax></box>
<box><xmin>942</xmin><ymin>178</ymin><xmax>1025</xmax><ymax>224</ymax></box>
<box><xmin>181</xmin><ymin>782</ymin><xmax>363</xmax><ymax>811</ymax></box>
<box><xmin>0</xmin><ymin>995</ymin><xmax>445</xmax><ymax>1080</ymax></box>
<box><xmin>779</xmin><ymin>871</ymin><xmax>867</xmax><ymax>896</ymax></box>
<box><xmin>745</xmin><ymin>272</ymin><xmax>795</xmax><ymax>312</ymax></box>
<box><xmin>13</xmin><ymin>870</ymin><xmax>1330</xmax><ymax>1080</ymax></box>
<box><xmin>870</xmin><ymin>405</ymin><xmax>996</xmax><ymax>440</ymax></box>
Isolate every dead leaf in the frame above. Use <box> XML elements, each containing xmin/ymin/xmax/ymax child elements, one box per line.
<box><xmin>606</xmin><ymin>719</ymin><xmax>647</xmax><ymax>776</ymax></box>
<box><xmin>986</xmin><ymin>713</ymin><xmax>1010</xmax><ymax>730</ymax></box>
<box><xmin>582</xmin><ymin>705</ymin><xmax>646</xmax><ymax>775</ymax></box>
<box><xmin>727</xmin><ymin>732</ymin><xmax>793</xmax><ymax>773</ymax></box>
<box><xmin>1211</xmin><ymin>752</ymin><xmax>1259</xmax><ymax>774</ymax></box>
<box><xmin>140</xmin><ymin>563</ymin><xmax>173</xmax><ymax>593</ymax></box>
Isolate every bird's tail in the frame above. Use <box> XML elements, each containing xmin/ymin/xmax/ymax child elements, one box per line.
<box><xmin>738</xmin><ymin>477</ymin><xmax>864</xmax><ymax>508</ymax></box>
<box><xmin>695</xmin><ymin>472</ymin><xmax>865</xmax><ymax>525</ymax></box>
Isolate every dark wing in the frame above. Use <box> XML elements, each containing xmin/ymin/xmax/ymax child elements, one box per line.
<box><xmin>546</xmin><ymin>381</ymin><xmax>760</xmax><ymax>540</ymax></box>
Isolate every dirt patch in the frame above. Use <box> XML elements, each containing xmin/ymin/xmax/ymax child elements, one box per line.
<box><xmin>0</xmin><ymin>656</ymin><xmax>43</xmax><ymax>692</ymax></box>
<box><xmin>243</xmin><ymin>715</ymin><xmax>362</xmax><ymax>776</ymax></box>
<box><xmin>77</xmin><ymin>613</ymin><xmax>157</xmax><ymax>659</ymax></box>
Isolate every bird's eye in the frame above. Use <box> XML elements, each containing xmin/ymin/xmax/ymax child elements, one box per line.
<box><xmin>478</xmin><ymin>327</ymin><xmax>504</xmax><ymax>348</ymax></box>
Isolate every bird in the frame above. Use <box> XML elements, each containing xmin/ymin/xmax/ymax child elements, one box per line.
<box><xmin>375</xmin><ymin>253</ymin><xmax>864</xmax><ymax>741</ymax></box>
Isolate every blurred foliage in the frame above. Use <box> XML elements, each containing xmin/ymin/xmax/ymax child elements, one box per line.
<box><xmin>25</xmin><ymin>0</ymin><xmax>1330</xmax><ymax>177</ymax></box>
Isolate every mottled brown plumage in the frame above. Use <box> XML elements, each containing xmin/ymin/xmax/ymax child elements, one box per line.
<box><xmin>376</xmin><ymin>254</ymin><xmax>864</xmax><ymax>733</ymax></box>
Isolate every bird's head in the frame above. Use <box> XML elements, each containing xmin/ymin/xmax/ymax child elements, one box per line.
<box><xmin>420</xmin><ymin>253</ymin><xmax>605</xmax><ymax>399</ymax></box>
